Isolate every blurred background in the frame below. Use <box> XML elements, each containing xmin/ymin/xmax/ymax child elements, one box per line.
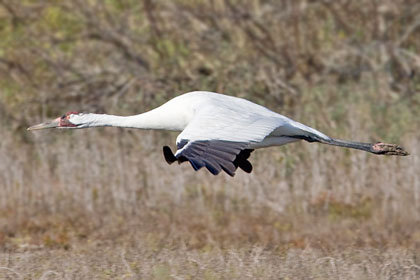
<box><xmin>0</xmin><ymin>0</ymin><xmax>419</xmax><ymax>278</ymax></box>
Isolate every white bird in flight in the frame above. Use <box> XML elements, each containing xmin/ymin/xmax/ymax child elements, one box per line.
<box><xmin>28</xmin><ymin>91</ymin><xmax>408</xmax><ymax>176</ymax></box>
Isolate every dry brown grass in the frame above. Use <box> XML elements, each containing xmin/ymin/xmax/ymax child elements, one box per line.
<box><xmin>1</xmin><ymin>245</ymin><xmax>419</xmax><ymax>279</ymax></box>
<box><xmin>0</xmin><ymin>0</ymin><xmax>419</xmax><ymax>279</ymax></box>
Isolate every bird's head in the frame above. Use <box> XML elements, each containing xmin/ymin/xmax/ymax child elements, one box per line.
<box><xmin>27</xmin><ymin>111</ymin><xmax>82</xmax><ymax>130</ymax></box>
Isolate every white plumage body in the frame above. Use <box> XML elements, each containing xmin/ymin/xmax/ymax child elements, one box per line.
<box><xmin>72</xmin><ymin>91</ymin><xmax>329</xmax><ymax>147</ymax></box>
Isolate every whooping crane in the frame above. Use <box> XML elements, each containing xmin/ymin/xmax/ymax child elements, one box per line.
<box><xmin>28</xmin><ymin>91</ymin><xmax>408</xmax><ymax>176</ymax></box>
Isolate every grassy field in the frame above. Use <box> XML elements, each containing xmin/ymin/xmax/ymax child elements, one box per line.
<box><xmin>0</xmin><ymin>0</ymin><xmax>419</xmax><ymax>279</ymax></box>
<box><xmin>1</xmin><ymin>246</ymin><xmax>419</xmax><ymax>279</ymax></box>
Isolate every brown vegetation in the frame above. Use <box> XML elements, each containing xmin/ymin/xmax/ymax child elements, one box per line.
<box><xmin>0</xmin><ymin>0</ymin><xmax>419</xmax><ymax>278</ymax></box>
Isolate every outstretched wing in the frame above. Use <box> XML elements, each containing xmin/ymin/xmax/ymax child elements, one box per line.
<box><xmin>163</xmin><ymin>141</ymin><xmax>253</xmax><ymax>176</ymax></box>
<box><xmin>164</xmin><ymin>104</ymin><xmax>281</xmax><ymax>176</ymax></box>
<box><xmin>160</xmin><ymin>92</ymin><xmax>332</xmax><ymax>176</ymax></box>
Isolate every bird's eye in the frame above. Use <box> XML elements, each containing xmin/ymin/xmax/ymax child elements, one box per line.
<box><xmin>61</xmin><ymin>115</ymin><xmax>66</xmax><ymax>119</ymax></box>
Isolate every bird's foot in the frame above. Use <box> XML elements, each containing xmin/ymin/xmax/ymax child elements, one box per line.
<box><xmin>371</xmin><ymin>142</ymin><xmax>409</xmax><ymax>156</ymax></box>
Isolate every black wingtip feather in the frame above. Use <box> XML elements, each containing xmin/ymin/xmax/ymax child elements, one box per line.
<box><xmin>233</xmin><ymin>149</ymin><xmax>254</xmax><ymax>173</ymax></box>
<box><xmin>163</xmin><ymin>146</ymin><xmax>177</xmax><ymax>164</ymax></box>
<box><xmin>238</xmin><ymin>160</ymin><xmax>253</xmax><ymax>173</ymax></box>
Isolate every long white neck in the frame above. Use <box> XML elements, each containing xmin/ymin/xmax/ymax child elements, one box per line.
<box><xmin>70</xmin><ymin>106</ymin><xmax>189</xmax><ymax>131</ymax></box>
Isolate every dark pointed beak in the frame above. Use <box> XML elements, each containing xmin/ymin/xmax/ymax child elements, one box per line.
<box><xmin>27</xmin><ymin>118</ymin><xmax>60</xmax><ymax>131</ymax></box>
